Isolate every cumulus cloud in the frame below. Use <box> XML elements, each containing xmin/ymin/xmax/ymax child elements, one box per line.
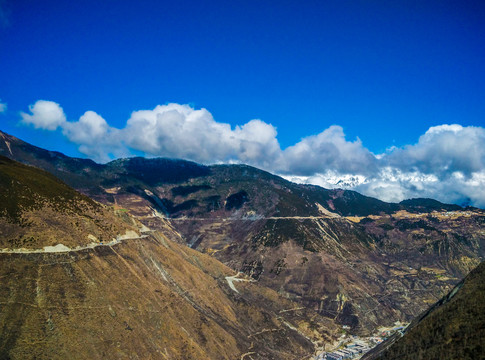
<box><xmin>62</xmin><ymin>111</ymin><xmax>127</xmax><ymax>162</ymax></box>
<box><xmin>63</xmin><ymin>111</ymin><xmax>110</xmax><ymax>144</ymax></box>
<box><xmin>122</xmin><ymin>103</ymin><xmax>282</xmax><ymax>167</ymax></box>
<box><xmin>288</xmin><ymin>127</ymin><xmax>485</xmax><ymax>208</ymax></box>
<box><xmin>276</xmin><ymin>124</ymin><xmax>485</xmax><ymax>208</ymax></box>
<box><xmin>281</xmin><ymin>125</ymin><xmax>377</xmax><ymax>175</ymax></box>
<box><xmin>19</xmin><ymin>100</ymin><xmax>485</xmax><ymax>207</ymax></box>
<box><xmin>0</xmin><ymin>100</ymin><xmax>6</xmax><ymax>113</ymax></box>
<box><xmin>20</xmin><ymin>101</ymin><xmax>126</xmax><ymax>162</ymax></box>
<box><xmin>386</xmin><ymin>124</ymin><xmax>485</xmax><ymax>176</ymax></box>
<box><xmin>19</xmin><ymin>101</ymin><xmax>282</xmax><ymax>166</ymax></box>
<box><xmin>20</xmin><ymin>100</ymin><xmax>66</xmax><ymax>130</ymax></box>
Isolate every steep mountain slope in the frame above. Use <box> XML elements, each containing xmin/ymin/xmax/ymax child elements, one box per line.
<box><xmin>0</xmin><ymin>157</ymin><xmax>340</xmax><ymax>359</ymax></box>
<box><xmin>1</xmin><ymin>234</ymin><xmax>338</xmax><ymax>359</ymax></box>
<box><xmin>1</xmin><ymin>129</ymin><xmax>484</xmax><ymax>336</ymax></box>
<box><xmin>0</xmin><ymin>155</ymin><xmax>135</xmax><ymax>249</ymax></box>
<box><xmin>362</xmin><ymin>261</ymin><xmax>485</xmax><ymax>360</ymax></box>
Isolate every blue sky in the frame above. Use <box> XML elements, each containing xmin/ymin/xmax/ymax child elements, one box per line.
<box><xmin>1</xmin><ymin>0</ymin><xmax>485</xmax><ymax>206</ymax></box>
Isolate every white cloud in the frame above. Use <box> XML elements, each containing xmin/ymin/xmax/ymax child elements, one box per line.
<box><xmin>0</xmin><ymin>100</ymin><xmax>6</xmax><ymax>113</ymax></box>
<box><xmin>19</xmin><ymin>100</ymin><xmax>485</xmax><ymax>207</ymax></box>
<box><xmin>122</xmin><ymin>103</ymin><xmax>282</xmax><ymax>167</ymax></box>
<box><xmin>63</xmin><ymin>111</ymin><xmax>110</xmax><ymax>144</ymax></box>
<box><xmin>289</xmin><ymin>169</ymin><xmax>485</xmax><ymax>208</ymax></box>
<box><xmin>62</xmin><ymin>111</ymin><xmax>127</xmax><ymax>162</ymax></box>
<box><xmin>386</xmin><ymin>124</ymin><xmax>485</xmax><ymax>176</ymax></box>
<box><xmin>281</xmin><ymin>125</ymin><xmax>377</xmax><ymax>175</ymax></box>
<box><xmin>20</xmin><ymin>100</ymin><xmax>66</xmax><ymax>130</ymax></box>
<box><xmin>20</xmin><ymin>101</ymin><xmax>127</xmax><ymax>162</ymax></box>
<box><xmin>362</xmin><ymin>124</ymin><xmax>485</xmax><ymax>207</ymax></box>
<box><xmin>353</xmin><ymin>170</ymin><xmax>485</xmax><ymax>207</ymax></box>
<box><xmin>279</xmin><ymin>123</ymin><xmax>485</xmax><ymax>208</ymax></box>
<box><xmin>233</xmin><ymin>119</ymin><xmax>282</xmax><ymax>168</ymax></box>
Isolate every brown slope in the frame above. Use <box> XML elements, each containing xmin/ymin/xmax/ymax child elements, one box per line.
<box><xmin>0</xmin><ymin>157</ymin><xmax>339</xmax><ymax>359</ymax></box>
<box><xmin>0</xmin><ymin>232</ymin><xmax>338</xmax><ymax>359</ymax></box>
<box><xmin>0</xmin><ymin>155</ymin><xmax>136</xmax><ymax>249</ymax></box>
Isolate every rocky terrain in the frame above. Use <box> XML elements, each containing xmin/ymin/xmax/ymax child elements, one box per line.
<box><xmin>132</xmin><ymin>165</ymin><xmax>484</xmax><ymax>335</ymax></box>
<box><xmin>1</xmin><ymin>129</ymin><xmax>484</xmax><ymax>338</ymax></box>
<box><xmin>0</xmin><ymin>156</ymin><xmax>341</xmax><ymax>359</ymax></box>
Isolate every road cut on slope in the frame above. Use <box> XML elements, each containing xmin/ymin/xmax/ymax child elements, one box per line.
<box><xmin>225</xmin><ymin>272</ymin><xmax>255</xmax><ymax>293</ymax></box>
<box><xmin>0</xmin><ymin>230</ymin><xmax>149</xmax><ymax>254</ymax></box>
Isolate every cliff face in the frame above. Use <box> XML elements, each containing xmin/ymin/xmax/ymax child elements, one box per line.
<box><xmin>362</xmin><ymin>261</ymin><xmax>485</xmax><ymax>360</ymax></box>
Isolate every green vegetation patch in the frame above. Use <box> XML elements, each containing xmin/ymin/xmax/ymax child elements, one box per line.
<box><xmin>225</xmin><ymin>190</ymin><xmax>249</xmax><ymax>211</ymax></box>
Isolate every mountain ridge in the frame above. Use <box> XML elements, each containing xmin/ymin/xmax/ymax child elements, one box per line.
<box><xmin>0</xmin><ymin>129</ymin><xmax>470</xmax><ymax>215</ymax></box>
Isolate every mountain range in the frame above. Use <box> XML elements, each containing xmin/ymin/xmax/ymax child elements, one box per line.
<box><xmin>1</xmin><ymin>129</ymin><xmax>484</xmax><ymax>358</ymax></box>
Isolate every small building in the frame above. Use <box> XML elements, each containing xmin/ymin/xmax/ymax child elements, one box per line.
<box><xmin>325</xmin><ymin>354</ymin><xmax>343</xmax><ymax>360</ymax></box>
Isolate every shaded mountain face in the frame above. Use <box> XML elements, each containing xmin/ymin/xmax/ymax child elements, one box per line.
<box><xmin>0</xmin><ymin>157</ymin><xmax>341</xmax><ymax>359</ymax></box>
<box><xmin>362</xmin><ymin>261</ymin><xmax>485</xmax><ymax>360</ymax></box>
<box><xmin>0</xmin><ymin>130</ymin><xmax>211</xmax><ymax>198</ymax></box>
<box><xmin>1</xmin><ymin>129</ymin><xmax>485</xmax><ymax>336</ymax></box>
